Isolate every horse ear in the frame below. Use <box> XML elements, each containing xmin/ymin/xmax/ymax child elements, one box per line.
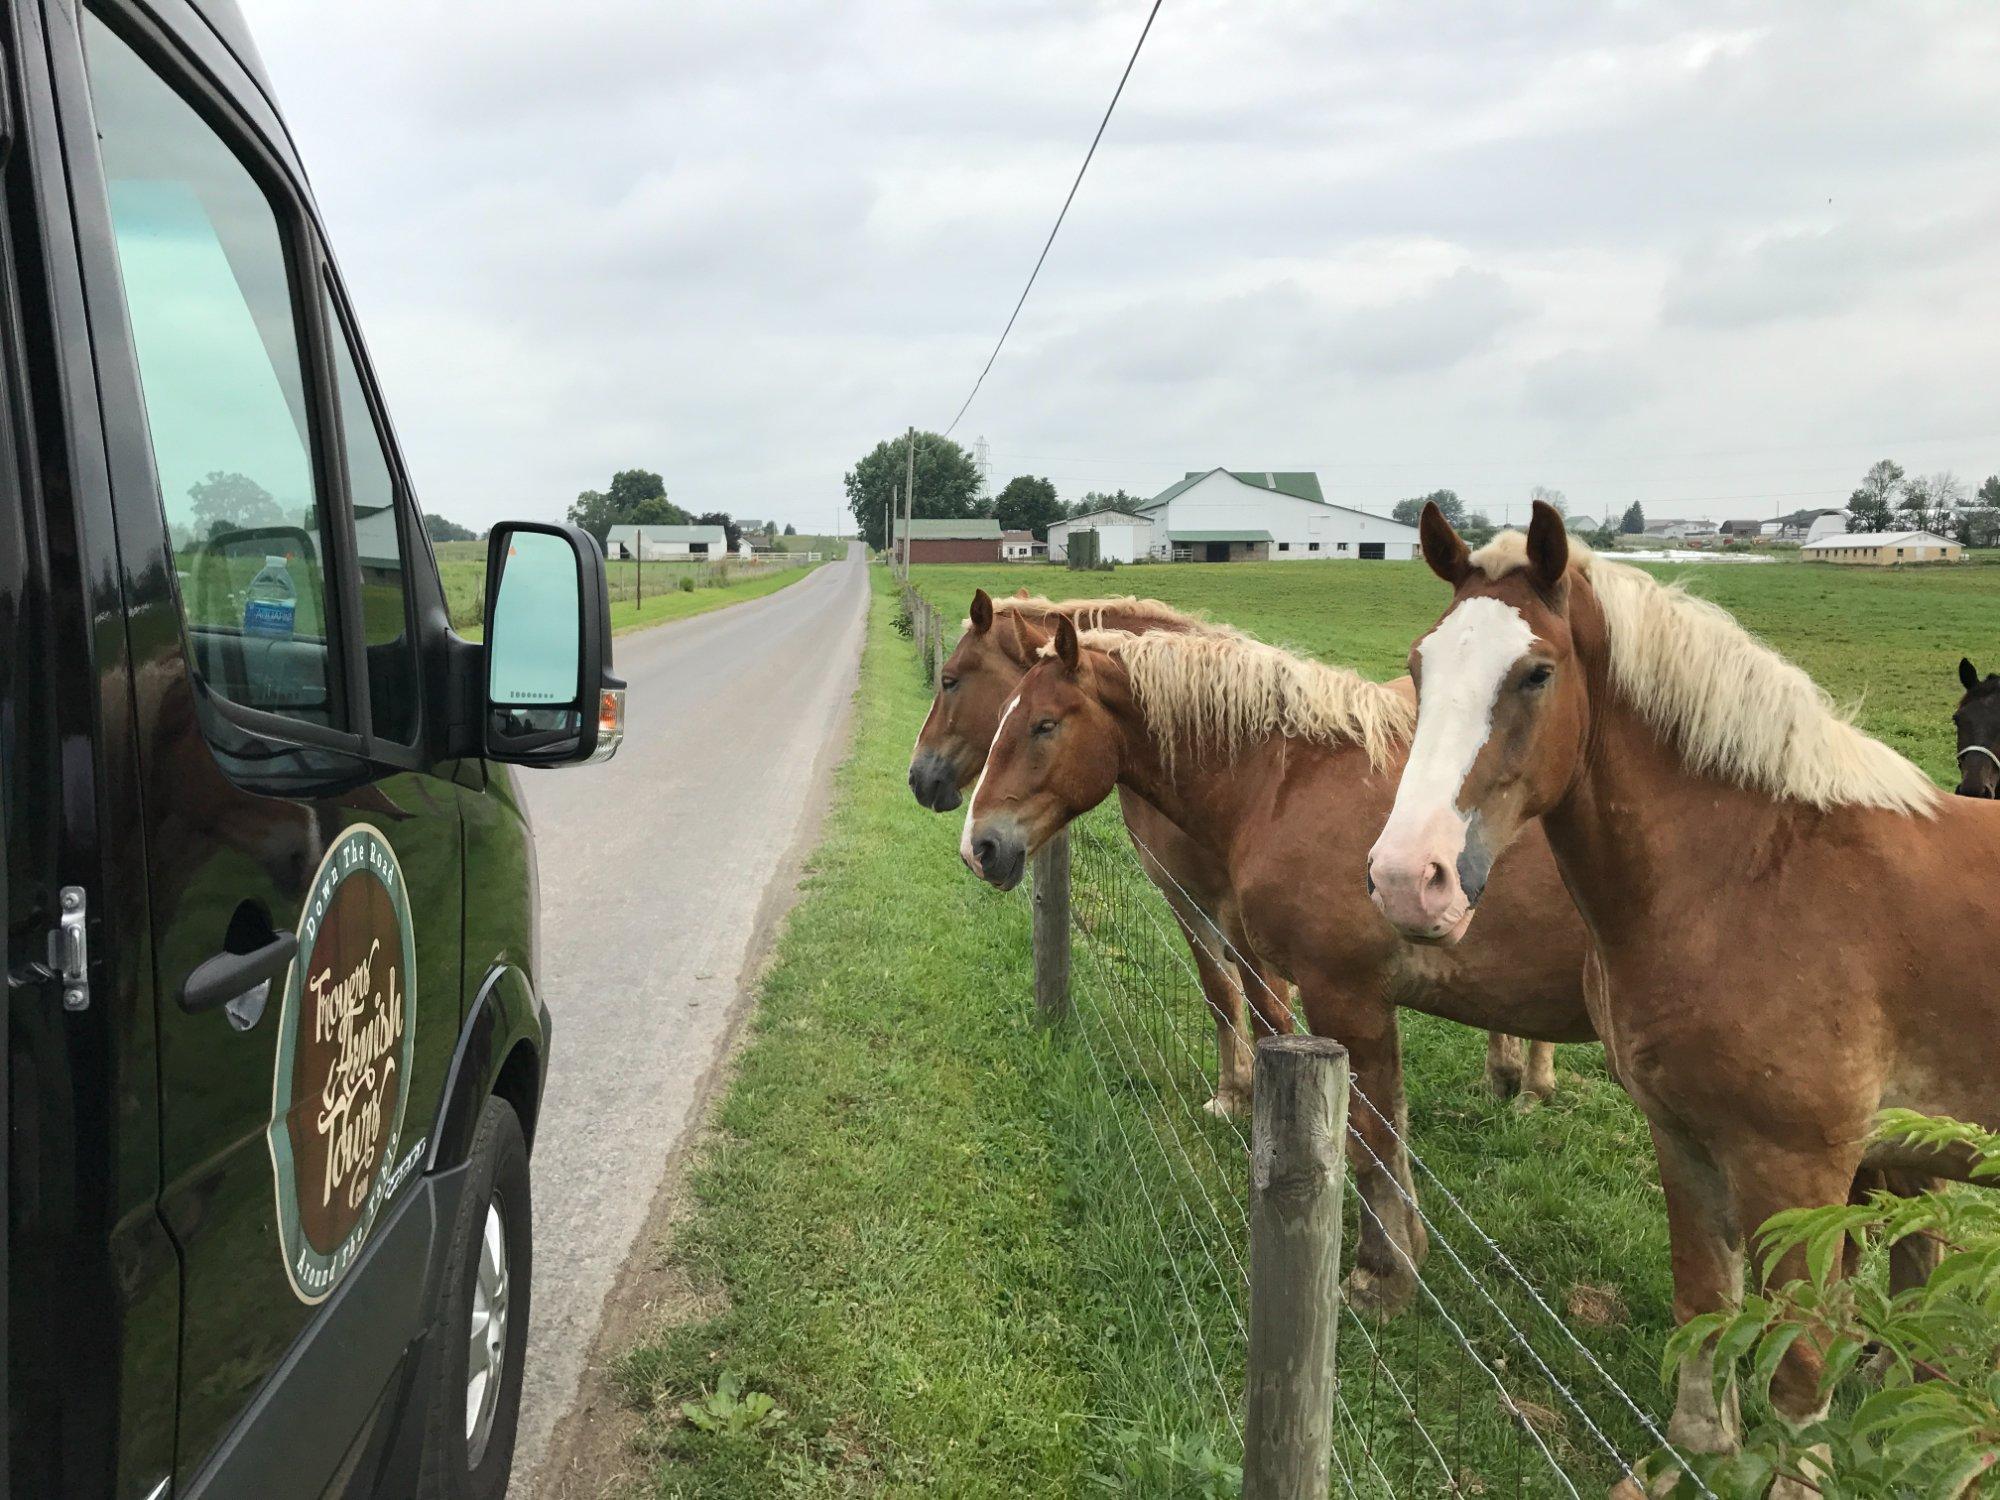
<box><xmin>1962</xmin><ymin>657</ymin><xmax>1982</xmax><ymax>693</ymax></box>
<box><xmin>969</xmin><ymin>589</ymin><xmax>993</xmax><ymax>634</ymax></box>
<box><xmin>1014</xmin><ymin>587</ymin><xmax>1031</xmax><ymax>599</ymax></box>
<box><xmin>1006</xmin><ymin>609</ymin><xmax>1049</xmax><ymax>664</ymax></box>
<box><xmin>1419</xmin><ymin>502</ymin><xmax>1470</xmax><ymax>586</ymax></box>
<box><xmin>1527</xmin><ymin>501</ymin><xmax>1569</xmax><ymax>590</ymax></box>
<box><xmin>1053</xmin><ymin>613</ymin><xmax>1081</xmax><ymax>674</ymax></box>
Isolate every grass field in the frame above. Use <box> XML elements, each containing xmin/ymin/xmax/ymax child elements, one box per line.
<box><xmin>430</xmin><ymin>538</ymin><xmax>823</xmax><ymax>638</ymax></box>
<box><xmin>613</xmin><ymin>556</ymin><xmax>1995</xmax><ymax>1497</ymax></box>
<box><xmin>907</xmin><ymin>554</ymin><xmax>1998</xmax><ymax>786</ymax></box>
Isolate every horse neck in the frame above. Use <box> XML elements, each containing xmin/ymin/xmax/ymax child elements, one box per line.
<box><xmin>1542</xmin><ymin>581</ymin><xmax>1793</xmax><ymax>942</ymax></box>
<box><xmin>1099</xmin><ymin>675</ymin><xmax>1258</xmax><ymax>855</ymax></box>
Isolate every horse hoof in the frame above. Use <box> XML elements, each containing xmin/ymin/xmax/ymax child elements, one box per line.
<box><xmin>1203</xmin><ymin>1093</ymin><xmax>1248</xmax><ymax>1120</ymax></box>
<box><xmin>1344</xmin><ymin>1264</ymin><xmax>1417</xmax><ymax>1318</ymax></box>
<box><xmin>1514</xmin><ymin>1088</ymin><xmax>1548</xmax><ymax>1113</ymax></box>
<box><xmin>1486</xmin><ymin>1064</ymin><xmax>1523</xmax><ymax>1100</ymax></box>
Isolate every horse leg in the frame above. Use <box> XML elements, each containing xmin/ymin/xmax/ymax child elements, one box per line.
<box><xmin>1484</xmin><ymin>1033</ymin><xmax>1525</xmax><ymax>1098</ymax></box>
<box><xmin>1649</xmin><ymin>1124</ymin><xmax>1744</xmax><ymax>1481</ymax></box>
<box><xmin>1729</xmin><ymin>1146</ymin><xmax>1868</xmax><ymax>1500</ymax></box>
<box><xmin>1304</xmin><ymin>982</ymin><xmax>1425</xmax><ymax>1317</ymax></box>
<box><xmin>1523</xmin><ymin>1040</ymin><xmax>1558</xmax><ymax>1102</ymax></box>
<box><xmin>1165</xmin><ymin>900</ymin><xmax>1254</xmax><ymax>1118</ymax></box>
<box><xmin>1236</xmin><ymin>954</ymin><xmax>1294</xmax><ymax>1041</ymax></box>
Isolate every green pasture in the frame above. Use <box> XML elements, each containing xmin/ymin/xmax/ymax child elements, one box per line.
<box><xmin>907</xmin><ymin>555</ymin><xmax>1999</xmax><ymax>787</ymax></box>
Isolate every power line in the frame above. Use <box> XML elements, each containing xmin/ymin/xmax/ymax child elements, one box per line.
<box><xmin>942</xmin><ymin>0</ymin><xmax>1164</xmax><ymax>439</ymax></box>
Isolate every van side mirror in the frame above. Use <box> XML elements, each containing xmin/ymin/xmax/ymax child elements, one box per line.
<box><xmin>482</xmin><ymin>522</ymin><xmax>625</xmax><ymax>765</ymax></box>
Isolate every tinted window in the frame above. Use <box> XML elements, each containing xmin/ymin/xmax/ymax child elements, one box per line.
<box><xmin>85</xmin><ymin>12</ymin><xmax>340</xmax><ymax>726</ymax></box>
<box><xmin>328</xmin><ymin>299</ymin><xmax>419</xmax><ymax>742</ymax></box>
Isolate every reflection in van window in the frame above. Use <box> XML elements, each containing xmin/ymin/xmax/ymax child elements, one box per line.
<box><xmin>329</xmin><ymin>301</ymin><xmax>419</xmax><ymax>742</ymax></box>
<box><xmin>84</xmin><ymin>11</ymin><xmax>340</xmax><ymax>727</ymax></box>
<box><xmin>489</xmin><ymin>533</ymin><xmax>581</xmax><ymax>705</ymax></box>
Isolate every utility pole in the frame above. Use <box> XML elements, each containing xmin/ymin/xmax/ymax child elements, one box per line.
<box><xmin>887</xmin><ymin>487</ymin><xmax>896</xmax><ymax>569</ymax></box>
<box><xmin>634</xmin><ymin>531</ymin><xmax>643</xmax><ymax>610</ymax></box>
<box><xmin>903</xmin><ymin>425</ymin><xmax>916</xmax><ymax>576</ymax></box>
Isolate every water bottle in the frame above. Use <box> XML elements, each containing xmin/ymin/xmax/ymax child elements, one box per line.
<box><xmin>244</xmin><ymin>554</ymin><xmax>298</xmax><ymax>638</ymax></box>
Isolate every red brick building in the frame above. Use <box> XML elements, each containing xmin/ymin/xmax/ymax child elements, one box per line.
<box><xmin>893</xmin><ymin>517</ymin><xmax>1002</xmax><ymax>565</ymax></box>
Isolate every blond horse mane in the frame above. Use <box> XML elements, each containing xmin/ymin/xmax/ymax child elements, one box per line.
<box><xmin>1064</xmin><ymin>627</ymin><xmax>1413</xmax><ymax>776</ymax></box>
<box><xmin>970</xmin><ymin>592</ymin><xmax>1244</xmax><ymax>639</ymax></box>
<box><xmin>1470</xmin><ymin>531</ymin><xmax>1939</xmax><ymax>815</ymax></box>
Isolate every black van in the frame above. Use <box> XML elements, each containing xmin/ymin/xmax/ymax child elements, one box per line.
<box><xmin>1</xmin><ymin>1</ymin><xmax>624</xmax><ymax>1495</ymax></box>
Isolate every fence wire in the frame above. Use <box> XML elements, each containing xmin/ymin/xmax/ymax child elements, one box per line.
<box><xmin>1061</xmin><ymin>802</ymin><xmax>1705</xmax><ymax>1498</ymax></box>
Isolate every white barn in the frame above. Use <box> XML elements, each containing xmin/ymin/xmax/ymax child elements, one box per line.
<box><xmin>604</xmin><ymin>523</ymin><xmax>729</xmax><ymax>561</ymax></box>
<box><xmin>1136</xmin><ymin>469</ymin><xmax>1421</xmax><ymax>561</ymax></box>
<box><xmin>1046</xmin><ymin>507</ymin><xmax>1153</xmax><ymax>563</ymax></box>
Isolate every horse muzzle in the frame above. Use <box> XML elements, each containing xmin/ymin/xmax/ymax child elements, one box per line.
<box><xmin>1366</xmin><ymin>809</ymin><xmax>1484</xmax><ymax>945</ymax></box>
<box><xmin>963</xmin><ymin>821</ymin><xmax>1026</xmax><ymax>891</ymax></box>
<box><xmin>908</xmin><ymin>750</ymin><xmax>963</xmax><ymax>812</ymax></box>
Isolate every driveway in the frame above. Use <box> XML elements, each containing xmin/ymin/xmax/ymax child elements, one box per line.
<box><xmin>509</xmin><ymin>546</ymin><xmax>869</xmax><ymax>1489</ymax></box>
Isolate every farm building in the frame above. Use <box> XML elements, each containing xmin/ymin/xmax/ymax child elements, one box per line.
<box><xmin>1802</xmin><ymin>530</ymin><xmax>1963</xmax><ymax>566</ymax></box>
<box><xmin>1000</xmin><ymin>529</ymin><xmax>1046</xmax><ymax>561</ymax></box>
<box><xmin>1137</xmin><ymin>469</ymin><xmax>1420</xmax><ymax>561</ymax></box>
<box><xmin>1719</xmin><ymin>519</ymin><xmax>1765</xmax><ymax>539</ymax></box>
<box><xmin>605</xmin><ymin>523</ymin><xmax>728</xmax><ymax>561</ymax></box>
<box><xmin>1047</xmin><ymin>507</ymin><xmax>1153</xmax><ymax>563</ymax></box>
<box><xmin>1804</xmin><ymin>510</ymin><xmax>1851</xmax><ymax>542</ymax></box>
<box><xmin>893</xmin><ymin>517</ymin><xmax>1002</xmax><ymax>564</ymax></box>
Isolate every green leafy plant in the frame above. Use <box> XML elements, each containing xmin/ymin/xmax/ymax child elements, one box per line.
<box><xmin>681</xmin><ymin>1371</ymin><xmax>787</xmax><ymax>1437</ymax></box>
<box><xmin>1086</xmin><ymin>1426</ymin><xmax>1241</xmax><ymax>1497</ymax></box>
<box><xmin>679</xmin><ymin>575</ymin><xmax>696</xmax><ymax>593</ymax></box>
<box><xmin>1654</xmin><ymin>1110</ymin><xmax>2000</xmax><ymax>1498</ymax></box>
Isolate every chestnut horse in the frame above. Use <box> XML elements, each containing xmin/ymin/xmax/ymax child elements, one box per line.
<box><xmin>1956</xmin><ymin>656</ymin><xmax>2000</xmax><ymax>798</ymax></box>
<box><xmin>1369</xmin><ymin>502</ymin><xmax>1993</xmax><ymax>1486</ymax></box>
<box><xmin>958</xmin><ymin>611</ymin><xmax>1599</xmax><ymax>1313</ymax></box>
<box><xmin>910</xmin><ymin>589</ymin><xmax>1295</xmax><ymax>1116</ymax></box>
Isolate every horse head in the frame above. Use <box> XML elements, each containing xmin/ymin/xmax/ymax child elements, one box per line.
<box><xmin>1956</xmin><ymin>656</ymin><xmax>2000</xmax><ymax>798</ymax></box>
<box><xmin>1367</xmin><ymin>501</ymin><xmax>1589</xmax><ymax>943</ymax></box>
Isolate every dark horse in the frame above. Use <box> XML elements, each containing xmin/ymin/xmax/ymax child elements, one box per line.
<box><xmin>1956</xmin><ymin>657</ymin><xmax>2000</xmax><ymax>797</ymax></box>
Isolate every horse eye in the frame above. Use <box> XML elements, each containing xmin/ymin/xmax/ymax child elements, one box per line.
<box><xmin>1522</xmin><ymin>663</ymin><xmax>1554</xmax><ymax>690</ymax></box>
<box><xmin>1032</xmin><ymin>718</ymin><xmax>1057</xmax><ymax>737</ymax></box>
<box><xmin>942</xmin><ymin>676</ymin><xmax>958</xmax><ymax>692</ymax></box>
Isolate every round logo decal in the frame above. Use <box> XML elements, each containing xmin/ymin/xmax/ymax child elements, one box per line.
<box><xmin>266</xmin><ymin>824</ymin><xmax>419</xmax><ymax>1303</ymax></box>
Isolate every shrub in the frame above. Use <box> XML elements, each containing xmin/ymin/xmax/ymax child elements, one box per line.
<box><xmin>679</xmin><ymin>576</ymin><xmax>695</xmax><ymax>593</ymax></box>
<box><xmin>1653</xmin><ymin>1110</ymin><xmax>2000</xmax><ymax>1498</ymax></box>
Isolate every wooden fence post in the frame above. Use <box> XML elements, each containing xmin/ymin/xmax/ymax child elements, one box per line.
<box><xmin>932</xmin><ymin>605</ymin><xmax>945</xmax><ymax>684</ymax></box>
<box><xmin>1242</xmin><ymin>1036</ymin><xmax>1349</xmax><ymax>1500</ymax></box>
<box><xmin>1031</xmin><ymin>831</ymin><xmax>1071</xmax><ymax>1023</ymax></box>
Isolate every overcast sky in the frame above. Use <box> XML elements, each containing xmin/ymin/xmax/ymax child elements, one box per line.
<box><xmin>249</xmin><ymin>1</ymin><xmax>2000</xmax><ymax>533</ymax></box>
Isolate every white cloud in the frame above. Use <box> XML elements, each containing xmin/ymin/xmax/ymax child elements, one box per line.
<box><xmin>245</xmin><ymin>0</ymin><xmax>2000</xmax><ymax>530</ymax></box>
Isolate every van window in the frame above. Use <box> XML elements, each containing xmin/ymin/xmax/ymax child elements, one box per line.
<box><xmin>84</xmin><ymin>11</ymin><xmax>341</xmax><ymax>727</ymax></box>
<box><xmin>327</xmin><ymin>296</ymin><xmax>419</xmax><ymax>742</ymax></box>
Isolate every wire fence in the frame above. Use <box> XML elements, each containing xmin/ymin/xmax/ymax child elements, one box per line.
<box><xmin>1058</xmin><ymin>803</ymin><xmax>1702</xmax><ymax>1498</ymax></box>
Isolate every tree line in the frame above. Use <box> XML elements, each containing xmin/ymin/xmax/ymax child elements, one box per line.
<box><xmin>1844</xmin><ymin>460</ymin><xmax>2000</xmax><ymax>546</ymax></box>
<box><xmin>563</xmin><ymin>468</ymin><xmax>783</xmax><ymax>555</ymax></box>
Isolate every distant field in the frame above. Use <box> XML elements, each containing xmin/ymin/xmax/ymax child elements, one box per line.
<box><xmin>429</xmin><ymin>537</ymin><xmax>820</xmax><ymax>634</ymax></box>
<box><xmin>908</xmin><ymin>555</ymin><xmax>1998</xmax><ymax>785</ymax></box>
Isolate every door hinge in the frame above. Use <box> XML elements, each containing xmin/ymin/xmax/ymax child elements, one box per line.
<box><xmin>50</xmin><ymin>886</ymin><xmax>88</xmax><ymax>1011</ymax></box>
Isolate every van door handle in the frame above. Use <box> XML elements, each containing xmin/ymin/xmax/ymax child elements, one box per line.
<box><xmin>182</xmin><ymin>932</ymin><xmax>298</xmax><ymax>1018</ymax></box>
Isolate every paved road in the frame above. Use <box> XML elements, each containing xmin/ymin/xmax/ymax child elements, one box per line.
<box><xmin>509</xmin><ymin>547</ymin><xmax>868</xmax><ymax>1489</ymax></box>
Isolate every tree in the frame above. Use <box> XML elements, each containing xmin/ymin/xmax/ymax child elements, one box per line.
<box><xmin>187</xmin><ymin>470</ymin><xmax>284</xmax><ymax>540</ymax></box>
<box><xmin>1391</xmin><ymin>489</ymin><xmax>1465</xmax><ymax>528</ymax></box>
<box><xmin>1846</xmin><ymin>459</ymin><xmax>1904</xmax><ymax>533</ymax></box>
<box><xmin>423</xmin><ymin>513</ymin><xmax>475</xmax><ymax>543</ymax></box>
<box><xmin>1979</xmin><ymin>475</ymin><xmax>2000</xmax><ymax>509</ymax></box>
<box><xmin>993</xmin><ymin>474</ymin><xmax>1065</xmax><ymax>541</ymax></box>
<box><xmin>1620</xmin><ymin>502</ymin><xmax>1646</xmax><ymax>534</ymax></box>
<box><xmin>1074</xmin><ymin>489</ymin><xmax>1144</xmax><ymax>517</ymax></box>
<box><xmin>1530</xmin><ymin>485</ymin><xmax>1567</xmax><ymax>516</ymax></box>
<box><xmin>567</xmin><ymin>468</ymin><xmax>692</xmax><ymax>545</ymax></box>
<box><xmin>696</xmin><ymin>511</ymin><xmax>743</xmax><ymax>553</ymax></box>
<box><xmin>783</xmin><ymin>522</ymin><xmax>797</xmax><ymax>536</ymax></box>
<box><xmin>1899</xmin><ymin>471</ymin><xmax>1965</xmax><ymax>537</ymax></box>
<box><xmin>1460</xmin><ymin>511</ymin><xmax>1497</xmax><ymax>546</ymax></box>
<box><xmin>843</xmin><ymin>431</ymin><xmax>985</xmax><ymax>551</ymax></box>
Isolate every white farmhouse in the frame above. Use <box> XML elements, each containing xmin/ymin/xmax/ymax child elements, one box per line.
<box><xmin>1136</xmin><ymin>469</ymin><xmax>1420</xmax><ymax>561</ymax></box>
<box><xmin>604</xmin><ymin>523</ymin><xmax>729</xmax><ymax>561</ymax></box>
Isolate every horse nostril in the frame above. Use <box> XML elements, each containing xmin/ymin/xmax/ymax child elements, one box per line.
<box><xmin>973</xmin><ymin>836</ymin><xmax>998</xmax><ymax>872</ymax></box>
<box><xmin>1422</xmin><ymin>861</ymin><xmax>1449</xmax><ymax>894</ymax></box>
